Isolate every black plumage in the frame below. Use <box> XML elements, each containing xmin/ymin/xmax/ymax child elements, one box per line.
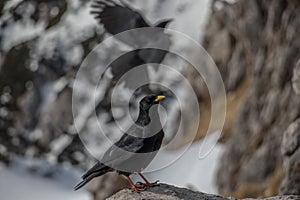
<box><xmin>90</xmin><ymin>0</ymin><xmax>172</xmax><ymax>80</ymax></box>
<box><xmin>74</xmin><ymin>95</ymin><xmax>166</xmax><ymax>192</ymax></box>
<box><xmin>90</xmin><ymin>0</ymin><xmax>173</xmax><ymax>122</ymax></box>
<box><xmin>90</xmin><ymin>0</ymin><xmax>173</xmax><ymax>36</ymax></box>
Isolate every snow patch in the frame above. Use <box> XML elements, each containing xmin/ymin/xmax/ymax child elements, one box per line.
<box><xmin>0</xmin><ymin>157</ymin><xmax>92</xmax><ymax>200</ymax></box>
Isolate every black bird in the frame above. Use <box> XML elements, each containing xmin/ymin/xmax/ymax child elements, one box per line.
<box><xmin>90</xmin><ymin>0</ymin><xmax>173</xmax><ymax>37</ymax></box>
<box><xmin>90</xmin><ymin>0</ymin><xmax>173</xmax><ymax>122</ymax></box>
<box><xmin>90</xmin><ymin>0</ymin><xmax>172</xmax><ymax>82</ymax></box>
<box><xmin>74</xmin><ymin>95</ymin><xmax>166</xmax><ymax>192</ymax></box>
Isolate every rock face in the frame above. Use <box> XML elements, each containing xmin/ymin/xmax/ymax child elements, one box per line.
<box><xmin>106</xmin><ymin>184</ymin><xmax>298</xmax><ymax>200</ymax></box>
<box><xmin>201</xmin><ymin>0</ymin><xmax>300</xmax><ymax>197</ymax></box>
<box><xmin>280</xmin><ymin>119</ymin><xmax>300</xmax><ymax>194</ymax></box>
<box><xmin>107</xmin><ymin>184</ymin><xmax>229</xmax><ymax>200</ymax></box>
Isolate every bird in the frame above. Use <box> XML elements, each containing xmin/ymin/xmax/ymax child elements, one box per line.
<box><xmin>90</xmin><ymin>0</ymin><xmax>173</xmax><ymax>75</ymax></box>
<box><xmin>90</xmin><ymin>0</ymin><xmax>173</xmax><ymax>123</ymax></box>
<box><xmin>74</xmin><ymin>95</ymin><xmax>166</xmax><ymax>192</ymax></box>
<box><xmin>90</xmin><ymin>0</ymin><xmax>173</xmax><ymax>54</ymax></box>
<box><xmin>90</xmin><ymin>0</ymin><xmax>173</xmax><ymax>79</ymax></box>
<box><xmin>90</xmin><ymin>0</ymin><xmax>173</xmax><ymax>37</ymax></box>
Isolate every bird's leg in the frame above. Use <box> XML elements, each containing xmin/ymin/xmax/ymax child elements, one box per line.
<box><xmin>126</xmin><ymin>176</ymin><xmax>145</xmax><ymax>192</ymax></box>
<box><xmin>137</xmin><ymin>173</ymin><xmax>160</xmax><ymax>187</ymax></box>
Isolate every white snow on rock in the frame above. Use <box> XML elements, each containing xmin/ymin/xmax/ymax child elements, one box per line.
<box><xmin>0</xmin><ymin>157</ymin><xmax>92</xmax><ymax>200</ymax></box>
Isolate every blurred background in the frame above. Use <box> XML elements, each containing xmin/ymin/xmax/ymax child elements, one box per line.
<box><xmin>0</xmin><ymin>0</ymin><xmax>300</xmax><ymax>199</ymax></box>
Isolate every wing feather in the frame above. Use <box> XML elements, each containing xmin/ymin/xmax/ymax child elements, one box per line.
<box><xmin>91</xmin><ymin>0</ymin><xmax>150</xmax><ymax>35</ymax></box>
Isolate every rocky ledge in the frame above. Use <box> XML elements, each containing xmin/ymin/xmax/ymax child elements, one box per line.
<box><xmin>107</xmin><ymin>184</ymin><xmax>299</xmax><ymax>200</ymax></box>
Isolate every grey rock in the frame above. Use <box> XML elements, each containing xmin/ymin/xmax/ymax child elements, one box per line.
<box><xmin>88</xmin><ymin>173</ymin><xmax>126</xmax><ymax>200</ymax></box>
<box><xmin>200</xmin><ymin>0</ymin><xmax>300</xmax><ymax>196</ymax></box>
<box><xmin>106</xmin><ymin>183</ymin><xmax>299</xmax><ymax>200</ymax></box>
<box><xmin>107</xmin><ymin>184</ymin><xmax>229</xmax><ymax>200</ymax></box>
<box><xmin>292</xmin><ymin>60</ymin><xmax>300</xmax><ymax>95</ymax></box>
<box><xmin>107</xmin><ymin>189</ymin><xmax>181</xmax><ymax>200</ymax></box>
<box><xmin>280</xmin><ymin>119</ymin><xmax>300</xmax><ymax>195</ymax></box>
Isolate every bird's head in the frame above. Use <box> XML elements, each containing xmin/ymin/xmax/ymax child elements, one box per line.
<box><xmin>156</xmin><ymin>19</ymin><xmax>173</xmax><ymax>28</ymax></box>
<box><xmin>139</xmin><ymin>95</ymin><xmax>166</xmax><ymax>111</ymax></box>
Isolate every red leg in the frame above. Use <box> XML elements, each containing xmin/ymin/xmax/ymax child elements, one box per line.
<box><xmin>138</xmin><ymin>173</ymin><xmax>159</xmax><ymax>187</ymax></box>
<box><xmin>126</xmin><ymin>176</ymin><xmax>145</xmax><ymax>192</ymax></box>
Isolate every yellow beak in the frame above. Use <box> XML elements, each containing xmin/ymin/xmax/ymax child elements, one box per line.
<box><xmin>154</xmin><ymin>95</ymin><xmax>166</xmax><ymax>102</ymax></box>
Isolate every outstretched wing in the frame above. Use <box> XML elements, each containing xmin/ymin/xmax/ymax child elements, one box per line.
<box><xmin>91</xmin><ymin>0</ymin><xmax>150</xmax><ymax>35</ymax></box>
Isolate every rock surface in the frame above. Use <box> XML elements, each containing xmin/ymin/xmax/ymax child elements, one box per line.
<box><xmin>200</xmin><ymin>0</ymin><xmax>300</xmax><ymax>197</ymax></box>
<box><xmin>107</xmin><ymin>184</ymin><xmax>229</xmax><ymax>200</ymax></box>
<box><xmin>106</xmin><ymin>184</ymin><xmax>299</xmax><ymax>200</ymax></box>
<box><xmin>280</xmin><ymin>119</ymin><xmax>300</xmax><ymax>195</ymax></box>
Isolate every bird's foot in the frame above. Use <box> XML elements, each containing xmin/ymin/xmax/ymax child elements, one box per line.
<box><xmin>130</xmin><ymin>184</ymin><xmax>146</xmax><ymax>192</ymax></box>
<box><xmin>136</xmin><ymin>180</ymin><xmax>160</xmax><ymax>188</ymax></box>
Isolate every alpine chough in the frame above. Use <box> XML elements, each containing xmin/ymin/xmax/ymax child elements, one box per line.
<box><xmin>74</xmin><ymin>95</ymin><xmax>166</xmax><ymax>192</ymax></box>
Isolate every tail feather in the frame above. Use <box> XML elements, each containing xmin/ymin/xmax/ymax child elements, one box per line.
<box><xmin>81</xmin><ymin>162</ymin><xmax>105</xmax><ymax>179</ymax></box>
<box><xmin>74</xmin><ymin>165</ymin><xmax>113</xmax><ymax>191</ymax></box>
<box><xmin>74</xmin><ymin>171</ymin><xmax>102</xmax><ymax>191</ymax></box>
<box><xmin>74</xmin><ymin>179</ymin><xmax>89</xmax><ymax>191</ymax></box>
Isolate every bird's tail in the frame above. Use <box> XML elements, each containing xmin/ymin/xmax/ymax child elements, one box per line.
<box><xmin>74</xmin><ymin>165</ymin><xmax>112</xmax><ymax>191</ymax></box>
<box><xmin>74</xmin><ymin>171</ymin><xmax>102</xmax><ymax>191</ymax></box>
<box><xmin>74</xmin><ymin>179</ymin><xmax>89</xmax><ymax>191</ymax></box>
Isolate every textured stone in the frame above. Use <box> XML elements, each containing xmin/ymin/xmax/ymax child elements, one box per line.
<box><xmin>292</xmin><ymin>60</ymin><xmax>300</xmax><ymax>95</ymax></box>
<box><xmin>106</xmin><ymin>183</ymin><xmax>298</xmax><ymax>200</ymax></box>
<box><xmin>87</xmin><ymin>172</ymin><xmax>126</xmax><ymax>200</ymax></box>
<box><xmin>280</xmin><ymin>119</ymin><xmax>300</xmax><ymax>195</ymax></box>
<box><xmin>107</xmin><ymin>184</ymin><xmax>229</xmax><ymax>200</ymax></box>
<box><xmin>107</xmin><ymin>189</ymin><xmax>181</xmax><ymax>200</ymax></box>
<box><xmin>201</xmin><ymin>0</ymin><xmax>300</xmax><ymax>197</ymax></box>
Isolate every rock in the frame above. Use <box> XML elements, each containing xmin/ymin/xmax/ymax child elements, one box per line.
<box><xmin>87</xmin><ymin>172</ymin><xmax>126</xmax><ymax>200</ymax></box>
<box><xmin>106</xmin><ymin>183</ymin><xmax>298</xmax><ymax>200</ymax></box>
<box><xmin>292</xmin><ymin>60</ymin><xmax>300</xmax><ymax>95</ymax></box>
<box><xmin>280</xmin><ymin>119</ymin><xmax>300</xmax><ymax>195</ymax></box>
<box><xmin>200</xmin><ymin>0</ymin><xmax>300</xmax><ymax>197</ymax></box>
<box><xmin>107</xmin><ymin>189</ymin><xmax>181</xmax><ymax>200</ymax></box>
<box><xmin>107</xmin><ymin>184</ymin><xmax>228</xmax><ymax>200</ymax></box>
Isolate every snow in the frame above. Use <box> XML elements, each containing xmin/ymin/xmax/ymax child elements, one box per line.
<box><xmin>1</xmin><ymin>1</ymin><xmax>46</xmax><ymax>51</ymax></box>
<box><xmin>48</xmin><ymin>135</ymin><xmax>73</xmax><ymax>161</ymax></box>
<box><xmin>0</xmin><ymin>158</ymin><xmax>92</xmax><ymax>200</ymax></box>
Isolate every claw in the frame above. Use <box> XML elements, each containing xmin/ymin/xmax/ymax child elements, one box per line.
<box><xmin>146</xmin><ymin>180</ymin><xmax>160</xmax><ymax>187</ymax></box>
<box><xmin>151</xmin><ymin>180</ymin><xmax>160</xmax><ymax>187</ymax></box>
<box><xmin>135</xmin><ymin>181</ymin><xmax>146</xmax><ymax>187</ymax></box>
<box><xmin>138</xmin><ymin>173</ymin><xmax>160</xmax><ymax>187</ymax></box>
<box><xmin>127</xmin><ymin>176</ymin><xmax>146</xmax><ymax>192</ymax></box>
<box><xmin>130</xmin><ymin>185</ymin><xmax>146</xmax><ymax>192</ymax></box>
<box><xmin>137</xmin><ymin>180</ymin><xmax>159</xmax><ymax>187</ymax></box>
